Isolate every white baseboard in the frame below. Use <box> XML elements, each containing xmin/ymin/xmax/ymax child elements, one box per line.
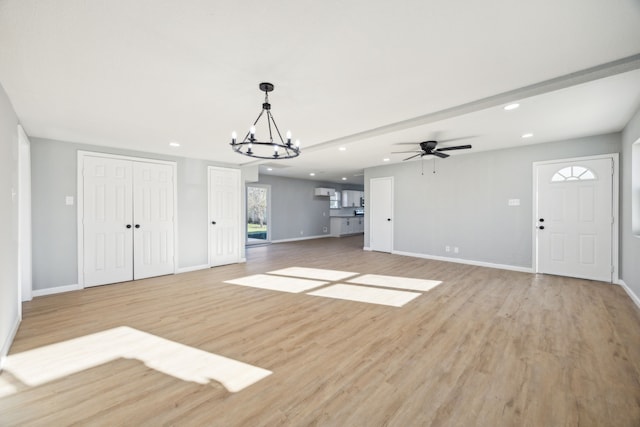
<box><xmin>272</xmin><ymin>235</ymin><xmax>332</xmax><ymax>243</ymax></box>
<box><xmin>175</xmin><ymin>264</ymin><xmax>210</xmax><ymax>274</ymax></box>
<box><xmin>363</xmin><ymin>246</ymin><xmax>371</xmax><ymax>251</ymax></box>
<box><xmin>32</xmin><ymin>284</ymin><xmax>82</xmax><ymax>297</ymax></box>
<box><xmin>618</xmin><ymin>280</ymin><xmax>640</xmax><ymax>310</ymax></box>
<box><xmin>391</xmin><ymin>250</ymin><xmax>534</xmax><ymax>274</ymax></box>
<box><xmin>1</xmin><ymin>314</ymin><xmax>20</xmax><ymax>371</ymax></box>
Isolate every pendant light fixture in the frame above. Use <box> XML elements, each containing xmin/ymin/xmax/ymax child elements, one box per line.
<box><xmin>230</xmin><ymin>82</ymin><xmax>300</xmax><ymax>159</ymax></box>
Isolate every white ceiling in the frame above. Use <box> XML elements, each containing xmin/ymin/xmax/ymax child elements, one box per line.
<box><xmin>1</xmin><ymin>0</ymin><xmax>640</xmax><ymax>184</ymax></box>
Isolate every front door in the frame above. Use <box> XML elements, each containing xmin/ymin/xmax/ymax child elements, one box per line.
<box><xmin>535</xmin><ymin>157</ymin><xmax>614</xmax><ymax>282</ymax></box>
<box><xmin>209</xmin><ymin>167</ymin><xmax>241</xmax><ymax>267</ymax></box>
<box><xmin>370</xmin><ymin>177</ymin><xmax>393</xmax><ymax>253</ymax></box>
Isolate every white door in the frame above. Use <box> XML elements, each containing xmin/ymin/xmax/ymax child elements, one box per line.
<box><xmin>370</xmin><ymin>177</ymin><xmax>393</xmax><ymax>253</ymax></box>
<box><xmin>535</xmin><ymin>158</ymin><xmax>613</xmax><ymax>282</ymax></box>
<box><xmin>132</xmin><ymin>162</ymin><xmax>175</xmax><ymax>279</ymax></box>
<box><xmin>209</xmin><ymin>167</ymin><xmax>241</xmax><ymax>267</ymax></box>
<box><xmin>83</xmin><ymin>155</ymin><xmax>175</xmax><ymax>287</ymax></box>
<box><xmin>83</xmin><ymin>156</ymin><xmax>134</xmax><ymax>286</ymax></box>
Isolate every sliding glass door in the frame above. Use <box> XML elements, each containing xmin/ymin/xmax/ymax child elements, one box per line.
<box><xmin>246</xmin><ymin>184</ymin><xmax>270</xmax><ymax>245</ymax></box>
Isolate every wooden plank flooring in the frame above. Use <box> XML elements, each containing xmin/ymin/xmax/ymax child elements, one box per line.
<box><xmin>1</xmin><ymin>236</ymin><xmax>639</xmax><ymax>426</ymax></box>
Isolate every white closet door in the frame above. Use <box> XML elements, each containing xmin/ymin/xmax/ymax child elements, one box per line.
<box><xmin>83</xmin><ymin>156</ymin><xmax>134</xmax><ymax>287</ymax></box>
<box><xmin>132</xmin><ymin>162</ymin><xmax>175</xmax><ymax>280</ymax></box>
<box><xmin>209</xmin><ymin>167</ymin><xmax>241</xmax><ymax>267</ymax></box>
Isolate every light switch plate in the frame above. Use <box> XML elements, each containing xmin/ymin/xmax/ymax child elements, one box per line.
<box><xmin>508</xmin><ymin>198</ymin><xmax>520</xmax><ymax>206</ymax></box>
<box><xmin>65</xmin><ymin>196</ymin><xmax>74</xmax><ymax>205</ymax></box>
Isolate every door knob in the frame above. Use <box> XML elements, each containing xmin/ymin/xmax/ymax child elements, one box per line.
<box><xmin>538</xmin><ymin>225</ymin><xmax>545</xmax><ymax>230</ymax></box>
<box><xmin>387</xmin><ymin>218</ymin><xmax>391</xmax><ymax>221</ymax></box>
<box><xmin>539</xmin><ymin>218</ymin><xmax>545</xmax><ymax>222</ymax></box>
<box><xmin>135</xmin><ymin>224</ymin><xmax>141</xmax><ymax>229</ymax></box>
<box><xmin>211</xmin><ymin>221</ymin><xmax>216</xmax><ymax>225</ymax></box>
<box><xmin>126</xmin><ymin>224</ymin><xmax>132</xmax><ymax>229</ymax></box>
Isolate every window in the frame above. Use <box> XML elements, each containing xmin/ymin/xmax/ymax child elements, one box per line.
<box><xmin>551</xmin><ymin>166</ymin><xmax>596</xmax><ymax>182</ymax></box>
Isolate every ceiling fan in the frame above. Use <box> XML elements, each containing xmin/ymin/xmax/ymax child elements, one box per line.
<box><xmin>393</xmin><ymin>137</ymin><xmax>473</xmax><ymax>161</ymax></box>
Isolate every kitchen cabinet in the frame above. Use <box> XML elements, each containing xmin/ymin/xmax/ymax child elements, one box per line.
<box><xmin>314</xmin><ymin>187</ymin><xmax>335</xmax><ymax>196</ymax></box>
<box><xmin>342</xmin><ymin>190</ymin><xmax>364</xmax><ymax>207</ymax></box>
<box><xmin>330</xmin><ymin>216</ymin><xmax>364</xmax><ymax>236</ymax></box>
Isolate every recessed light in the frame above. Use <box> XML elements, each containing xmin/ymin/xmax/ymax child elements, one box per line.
<box><xmin>341</xmin><ymin>177</ymin><xmax>347</xmax><ymax>181</ymax></box>
<box><xmin>383</xmin><ymin>158</ymin><xmax>390</xmax><ymax>162</ymax></box>
<box><xmin>504</xmin><ymin>103</ymin><xmax>520</xmax><ymax>111</ymax></box>
<box><xmin>309</xmin><ymin>172</ymin><xmax>315</xmax><ymax>176</ymax></box>
<box><xmin>521</xmin><ymin>133</ymin><xmax>534</xmax><ymax>139</ymax></box>
<box><xmin>339</xmin><ymin>147</ymin><xmax>347</xmax><ymax>151</ymax></box>
<box><xmin>168</xmin><ymin>141</ymin><xmax>180</xmax><ymax>147</ymax></box>
<box><xmin>267</xmin><ymin>167</ymin><xmax>273</xmax><ymax>171</ymax></box>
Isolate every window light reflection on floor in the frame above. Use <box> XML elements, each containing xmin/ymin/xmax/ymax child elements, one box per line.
<box><xmin>2</xmin><ymin>326</ymin><xmax>271</xmax><ymax>396</ymax></box>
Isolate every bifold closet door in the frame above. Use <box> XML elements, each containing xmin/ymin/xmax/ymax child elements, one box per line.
<box><xmin>83</xmin><ymin>156</ymin><xmax>174</xmax><ymax>287</ymax></box>
<box><xmin>132</xmin><ymin>162</ymin><xmax>175</xmax><ymax>280</ymax></box>
<box><xmin>83</xmin><ymin>156</ymin><xmax>134</xmax><ymax>287</ymax></box>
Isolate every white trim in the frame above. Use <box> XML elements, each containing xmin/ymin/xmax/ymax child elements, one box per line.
<box><xmin>0</xmin><ymin>315</ymin><xmax>21</xmax><ymax>371</ymax></box>
<box><xmin>32</xmin><ymin>284</ymin><xmax>82</xmax><ymax>297</ymax></box>
<box><xmin>77</xmin><ymin>151</ymin><xmax>178</xmax><ymax>288</ymax></box>
<box><xmin>618</xmin><ymin>280</ymin><xmax>640</xmax><ymax>310</ymax></box>
<box><xmin>532</xmin><ymin>153</ymin><xmax>619</xmax><ymax>283</ymax></box>
<box><xmin>363</xmin><ymin>246</ymin><xmax>372</xmax><ymax>251</ymax></box>
<box><xmin>271</xmin><ymin>235</ymin><xmax>333</xmax><ymax>244</ymax></box>
<box><xmin>392</xmin><ymin>250</ymin><xmax>534</xmax><ymax>273</ymax></box>
<box><xmin>175</xmin><ymin>264</ymin><xmax>210</xmax><ymax>274</ymax></box>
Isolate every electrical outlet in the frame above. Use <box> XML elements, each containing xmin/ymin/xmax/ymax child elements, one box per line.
<box><xmin>508</xmin><ymin>198</ymin><xmax>520</xmax><ymax>206</ymax></box>
<box><xmin>454</xmin><ymin>247</ymin><xmax>459</xmax><ymax>254</ymax></box>
<box><xmin>300</xmin><ymin>230</ymin><xmax>304</xmax><ymax>235</ymax></box>
<box><xmin>445</xmin><ymin>246</ymin><xmax>450</xmax><ymax>252</ymax></box>
<box><xmin>323</xmin><ymin>226</ymin><xmax>328</xmax><ymax>233</ymax></box>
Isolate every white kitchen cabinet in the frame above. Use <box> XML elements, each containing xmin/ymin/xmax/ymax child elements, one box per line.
<box><xmin>314</xmin><ymin>187</ymin><xmax>335</xmax><ymax>196</ymax></box>
<box><xmin>330</xmin><ymin>216</ymin><xmax>364</xmax><ymax>236</ymax></box>
<box><xmin>342</xmin><ymin>190</ymin><xmax>363</xmax><ymax>207</ymax></box>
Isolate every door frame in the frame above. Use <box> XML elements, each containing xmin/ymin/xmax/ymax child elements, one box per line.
<box><xmin>532</xmin><ymin>153</ymin><xmax>619</xmax><ymax>283</ymax></box>
<box><xmin>77</xmin><ymin>151</ymin><xmax>178</xmax><ymax>288</ymax></box>
<box><xmin>18</xmin><ymin>125</ymin><xmax>32</xmax><ymax>306</ymax></box>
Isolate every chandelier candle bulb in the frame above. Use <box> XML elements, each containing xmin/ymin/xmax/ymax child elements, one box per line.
<box><xmin>286</xmin><ymin>130</ymin><xmax>292</xmax><ymax>146</ymax></box>
<box><xmin>296</xmin><ymin>139</ymin><xmax>300</xmax><ymax>148</ymax></box>
<box><xmin>250</xmin><ymin>126</ymin><xmax>256</xmax><ymax>140</ymax></box>
<box><xmin>231</xmin><ymin>131</ymin><xmax>237</xmax><ymax>144</ymax></box>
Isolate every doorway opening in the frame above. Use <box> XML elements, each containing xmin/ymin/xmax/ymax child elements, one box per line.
<box><xmin>246</xmin><ymin>184</ymin><xmax>271</xmax><ymax>246</ymax></box>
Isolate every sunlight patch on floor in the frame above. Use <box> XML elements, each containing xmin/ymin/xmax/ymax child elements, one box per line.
<box><xmin>308</xmin><ymin>284</ymin><xmax>421</xmax><ymax>307</ymax></box>
<box><xmin>268</xmin><ymin>267</ymin><xmax>358</xmax><ymax>281</ymax></box>
<box><xmin>348</xmin><ymin>274</ymin><xmax>442</xmax><ymax>291</ymax></box>
<box><xmin>224</xmin><ymin>274</ymin><xmax>327</xmax><ymax>293</ymax></box>
<box><xmin>2</xmin><ymin>326</ymin><xmax>271</xmax><ymax>396</ymax></box>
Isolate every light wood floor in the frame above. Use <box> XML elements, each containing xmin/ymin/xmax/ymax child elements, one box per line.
<box><xmin>2</xmin><ymin>236</ymin><xmax>640</xmax><ymax>426</ymax></box>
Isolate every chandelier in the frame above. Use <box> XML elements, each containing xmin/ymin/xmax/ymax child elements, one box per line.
<box><xmin>230</xmin><ymin>82</ymin><xmax>300</xmax><ymax>159</ymax></box>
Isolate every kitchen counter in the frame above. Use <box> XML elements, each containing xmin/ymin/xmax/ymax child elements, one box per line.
<box><xmin>330</xmin><ymin>216</ymin><xmax>364</xmax><ymax>236</ymax></box>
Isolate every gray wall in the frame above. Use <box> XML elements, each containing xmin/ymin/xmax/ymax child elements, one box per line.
<box><xmin>0</xmin><ymin>82</ymin><xmax>20</xmax><ymax>365</ymax></box>
<box><xmin>30</xmin><ymin>138</ymin><xmax>240</xmax><ymax>291</ymax></box>
<box><xmin>255</xmin><ymin>175</ymin><xmax>338</xmax><ymax>241</ymax></box>
<box><xmin>364</xmin><ymin>133</ymin><xmax>621</xmax><ymax>269</ymax></box>
<box><xmin>621</xmin><ymin>106</ymin><xmax>640</xmax><ymax>296</ymax></box>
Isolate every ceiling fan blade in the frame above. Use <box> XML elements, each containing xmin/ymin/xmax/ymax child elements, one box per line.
<box><xmin>432</xmin><ymin>151</ymin><xmax>449</xmax><ymax>159</ymax></box>
<box><xmin>403</xmin><ymin>153</ymin><xmax>423</xmax><ymax>161</ymax></box>
<box><xmin>436</xmin><ymin>144</ymin><xmax>472</xmax><ymax>152</ymax></box>
<box><xmin>392</xmin><ymin>150</ymin><xmax>422</xmax><ymax>154</ymax></box>
<box><xmin>437</xmin><ymin>135</ymin><xmax>477</xmax><ymax>144</ymax></box>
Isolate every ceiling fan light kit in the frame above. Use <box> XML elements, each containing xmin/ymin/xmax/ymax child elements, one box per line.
<box><xmin>230</xmin><ymin>82</ymin><xmax>300</xmax><ymax>160</ymax></box>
